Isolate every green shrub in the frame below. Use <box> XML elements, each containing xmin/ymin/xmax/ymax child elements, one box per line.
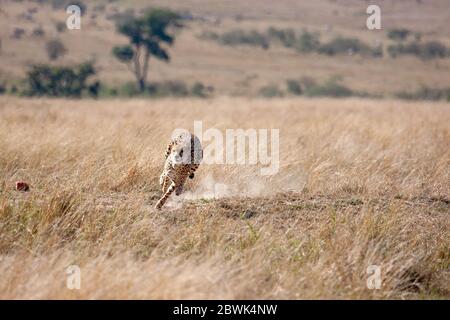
<box><xmin>147</xmin><ymin>81</ymin><xmax>189</xmax><ymax>97</ymax></box>
<box><xmin>387</xmin><ymin>28</ymin><xmax>411</xmax><ymax>42</ymax></box>
<box><xmin>305</xmin><ymin>78</ymin><xmax>353</xmax><ymax>98</ymax></box>
<box><xmin>118</xmin><ymin>82</ymin><xmax>140</xmax><ymax>97</ymax></box>
<box><xmin>32</xmin><ymin>27</ymin><xmax>45</xmax><ymax>37</ymax></box>
<box><xmin>98</xmin><ymin>85</ymin><xmax>118</xmax><ymax>97</ymax></box>
<box><xmin>96</xmin><ymin>81</ymin><xmax>213</xmax><ymax>98</ymax></box>
<box><xmin>200</xmin><ymin>29</ymin><xmax>269</xmax><ymax>49</ymax></box>
<box><xmin>296</xmin><ymin>30</ymin><xmax>320</xmax><ymax>53</ymax></box>
<box><xmin>25</xmin><ymin>62</ymin><xmax>99</xmax><ymax>98</ymax></box>
<box><xmin>220</xmin><ymin>29</ymin><xmax>269</xmax><ymax>49</ymax></box>
<box><xmin>286</xmin><ymin>79</ymin><xmax>303</xmax><ymax>95</ymax></box>
<box><xmin>198</xmin><ymin>31</ymin><xmax>219</xmax><ymax>41</ymax></box>
<box><xmin>55</xmin><ymin>21</ymin><xmax>66</xmax><ymax>33</ymax></box>
<box><xmin>267</xmin><ymin>27</ymin><xmax>297</xmax><ymax>48</ymax></box>
<box><xmin>191</xmin><ymin>82</ymin><xmax>211</xmax><ymax>98</ymax></box>
<box><xmin>318</xmin><ymin>37</ymin><xmax>374</xmax><ymax>56</ymax></box>
<box><xmin>9</xmin><ymin>85</ymin><xmax>18</xmax><ymax>95</ymax></box>
<box><xmin>395</xmin><ymin>87</ymin><xmax>450</xmax><ymax>101</ymax></box>
<box><xmin>259</xmin><ymin>84</ymin><xmax>283</xmax><ymax>98</ymax></box>
<box><xmin>11</xmin><ymin>28</ymin><xmax>25</xmax><ymax>39</ymax></box>
<box><xmin>420</xmin><ymin>41</ymin><xmax>448</xmax><ymax>59</ymax></box>
<box><xmin>199</xmin><ymin>27</ymin><xmax>382</xmax><ymax>58</ymax></box>
<box><xmin>46</xmin><ymin>39</ymin><xmax>67</xmax><ymax>61</ymax></box>
<box><xmin>388</xmin><ymin>41</ymin><xmax>448</xmax><ymax>59</ymax></box>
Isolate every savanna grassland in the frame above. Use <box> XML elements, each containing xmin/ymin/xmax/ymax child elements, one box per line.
<box><xmin>1</xmin><ymin>0</ymin><xmax>450</xmax><ymax>96</ymax></box>
<box><xmin>0</xmin><ymin>96</ymin><xmax>448</xmax><ymax>299</ymax></box>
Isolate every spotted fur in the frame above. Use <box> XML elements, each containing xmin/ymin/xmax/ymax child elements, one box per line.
<box><xmin>155</xmin><ymin>131</ymin><xmax>203</xmax><ymax>209</ymax></box>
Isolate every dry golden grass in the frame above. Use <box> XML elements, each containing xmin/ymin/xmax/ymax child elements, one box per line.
<box><xmin>0</xmin><ymin>96</ymin><xmax>449</xmax><ymax>299</ymax></box>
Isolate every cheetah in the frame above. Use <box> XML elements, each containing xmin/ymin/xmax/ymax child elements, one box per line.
<box><xmin>155</xmin><ymin>131</ymin><xmax>203</xmax><ymax>209</ymax></box>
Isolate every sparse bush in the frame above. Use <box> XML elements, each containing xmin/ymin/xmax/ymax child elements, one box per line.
<box><xmin>0</xmin><ymin>83</ymin><xmax>6</xmax><ymax>95</ymax></box>
<box><xmin>258</xmin><ymin>84</ymin><xmax>283</xmax><ymax>97</ymax></box>
<box><xmin>318</xmin><ymin>37</ymin><xmax>375</xmax><ymax>56</ymax></box>
<box><xmin>32</xmin><ymin>26</ymin><xmax>45</xmax><ymax>37</ymax></box>
<box><xmin>388</xmin><ymin>41</ymin><xmax>449</xmax><ymax>60</ymax></box>
<box><xmin>98</xmin><ymin>85</ymin><xmax>118</xmax><ymax>97</ymax></box>
<box><xmin>267</xmin><ymin>27</ymin><xmax>296</xmax><ymax>48</ymax></box>
<box><xmin>420</xmin><ymin>41</ymin><xmax>448</xmax><ymax>59</ymax></box>
<box><xmin>296</xmin><ymin>30</ymin><xmax>320</xmax><ymax>53</ymax></box>
<box><xmin>46</xmin><ymin>39</ymin><xmax>67</xmax><ymax>61</ymax></box>
<box><xmin>118</xmin><ymin>82</ymin><xmax>140</xmax><ymax>97</ymax></box>
<box><xmin>198</xmin><ymin>31</ymin><xmax>219</xmax><ymax>41</ymax></box>
<box><xmin>414</xmin><ymin>32</ymin><xmax>422</xmax><ymax>41</ymax></box>
<box><xmin>371</xmin><ymin>44</ymin><xmax>384</xmax><ymax>58</ymax></box>
<box><xmin>25</xmin><ymin>62</ymin><xmax>99</xmax><ymax>98</ymax></box>
<box><xmin>55</xmin><ymin>21</ymin><xmax>66</xmax><ymax>33</ymax></box>
<box><xmin>304</xmin><ymin>78</ymin><xmax>353</xmax><ymax>98</ymax></box>
<box><xmin>9</xmin><ymin>85</ymin><xmax>18</xmax><ymax>95</ymax></box>
<box><xmin>299</xmin><ymin>76</ymin><xmax>318</xmax><ymax>90</ymax></box>
<box><xmin>11</xmin><ymin>28</ymin><xmax>25</xmax><ymax>39</ymax></box>
<box><xmin>200</xmin><ymin>29</ymin><xmax>269</xmax><ymax>49</ymax></box>
<box><xmin>387</xmin><ymin>28</ymin><xmax>411</xmax><ymax>42</ymax></box>
<box><xmin>219</xmin><ymin>29</ymin><xmax>270</xmax><ymax>49</ymax></box>
<box><xmin>396</xmin><ymin>87</ymin><xmax>450</xmax><ymax>101</ymax></box>
<box><xmin>286</xmin><ymin>79</ymin><xmax>303</xmax><ymax>95</ymax></box>
<box><xmin>18</xmin><ymin>12</ymin><xmax>34</xmax><ymax>22</ymax></box>
<box><xmin>96</xmin><ymin>81</ymin><xmax>213</xmax><ymax>98</ymax></box>
<box><xmin>147</xmin><ymin>81</ymin><xmax>189</xmax><ymax>97</ymax></box>
<box><xmin>199</xmin><ymin>27</ymin><xmax>382</xmax><ymax>58</ymax></box>
<box><xmin>191</xmin><ymin>82</ymin><xmax>211</xmax><ymax>98</ymax></box>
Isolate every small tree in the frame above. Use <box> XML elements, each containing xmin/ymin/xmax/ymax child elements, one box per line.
<box><xmin>112</xmin><ymin>8</ymin><xmax>182</xmax><ymax>91</ymax></box>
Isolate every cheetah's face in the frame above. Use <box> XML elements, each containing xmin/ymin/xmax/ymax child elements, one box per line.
<box><xmin>169</xmin><ymin>146</ymin><xmax>188</xmax><ymax>166</ymax></box>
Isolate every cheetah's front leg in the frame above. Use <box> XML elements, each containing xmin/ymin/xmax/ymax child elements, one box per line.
<box><xmin>155</xmin><ymin>181</ymin><xmax>176</xmax><ymax>209</ymax></box>
<box><xmin>160</xmin><ymin>173</ymin><xmax>170</xmax><ymax>193</ymax></box>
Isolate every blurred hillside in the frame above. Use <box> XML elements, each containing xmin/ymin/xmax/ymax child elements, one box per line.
<box><xmin>0</xmin><ymin>0</ymin><xmax>450</xmax><ymax>96</ymax></box>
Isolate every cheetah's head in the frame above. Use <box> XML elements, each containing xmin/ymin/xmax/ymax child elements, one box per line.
<box><xmin>169</xmin><ymin>145</ymin><xmax>189</xmax><ymax>166</ymax></box>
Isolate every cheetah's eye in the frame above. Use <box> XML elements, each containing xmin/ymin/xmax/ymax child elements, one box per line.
<box><xmin>179</xmin><ymin>149</ymin><xmax>183</xmax><ymax>157</ymax></box>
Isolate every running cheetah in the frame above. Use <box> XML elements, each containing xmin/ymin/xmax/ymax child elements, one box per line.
<box><xmin>155</xmin><ymin>131</ymin><xmax>203</xmax><ymax>209</ymax></box>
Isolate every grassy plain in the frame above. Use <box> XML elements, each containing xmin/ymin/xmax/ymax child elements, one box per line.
<box><xmin>0</xmin><ymin>96</ymin><xmax>448</xmax><ymax>299</ymax></box>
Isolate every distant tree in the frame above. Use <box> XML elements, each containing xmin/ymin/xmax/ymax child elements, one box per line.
<box><xmin>46</xmin><ymin>39</ymin><xmax>67</xmax><ymax>61</ymax></box>
<box><xmin>112</xmin><ymin>8</ymin><xmax>182</xmax><ymax>91</ymax></box>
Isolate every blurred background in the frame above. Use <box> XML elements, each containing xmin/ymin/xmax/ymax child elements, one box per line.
<box><xmin>0</xmin><ymin>0</ymin><xmax>449</xmax><ymax>100</ymax></box>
